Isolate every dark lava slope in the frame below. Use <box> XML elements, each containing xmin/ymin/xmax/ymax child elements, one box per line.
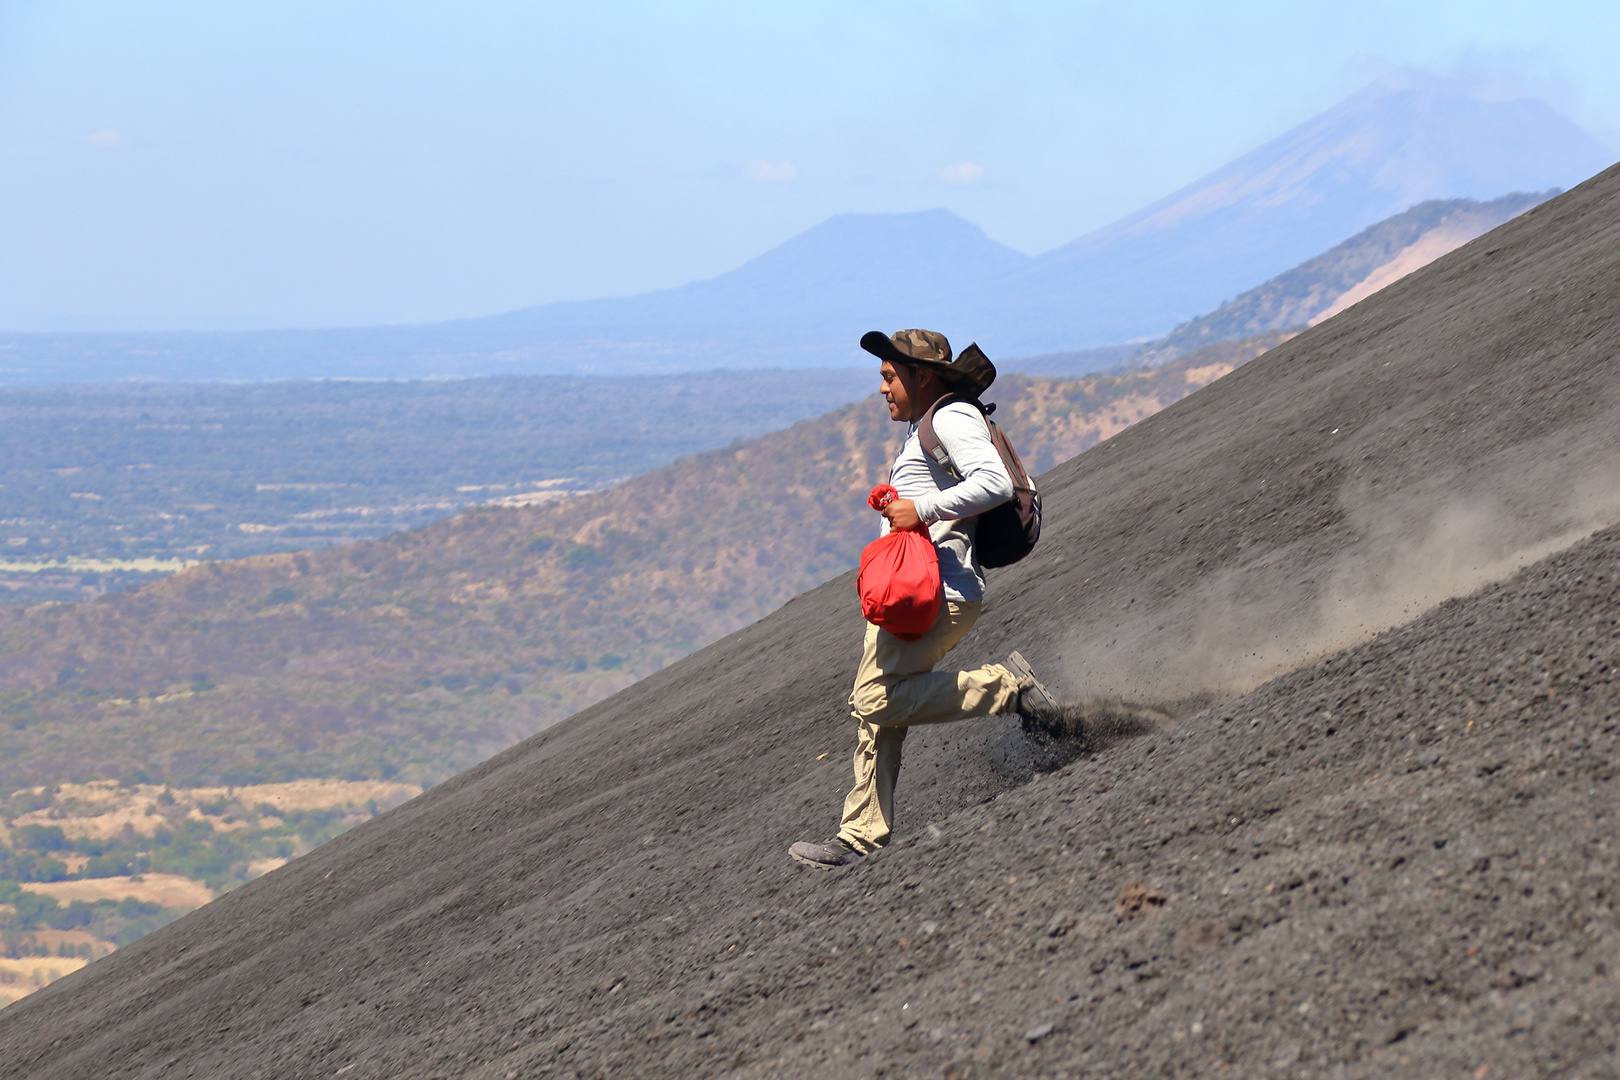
<box><xmin>3</xmin><ymin>167</ymin><xmax>1619</xmax><ymax>1078</ymax></box>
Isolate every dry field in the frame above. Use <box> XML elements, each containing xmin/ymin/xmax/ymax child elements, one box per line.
<box><xmin>1</xmin><ymin>930</ymin><xmax>110</xmax><ymax>960</ymax></box>
<box><xmin>19</xmin><ymin>875</ymin><xmax>213</xmax><ymax>910</ymax></box>
<box><xmin>0</xmin><ymin>778</ymin><xmax>424</xmax><ymax>1012</ymax></box>
<box><xmin>4</xmin><ymin>778</ymin><xmax>422</xmax><ymax>841</ymax></box>
<box><xmin>0</xmin><ymin>958</ymin><xmax>86</xmax><ymax>1008</ymax></box>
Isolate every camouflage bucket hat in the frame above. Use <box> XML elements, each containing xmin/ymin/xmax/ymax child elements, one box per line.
<box><xmin>860</xmin><ymin>328</ymin><xmax>997</xmax><ymax>396</ymax></box>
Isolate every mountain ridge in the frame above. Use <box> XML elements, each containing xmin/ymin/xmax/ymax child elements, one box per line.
<box><xmin>968</xmin><ymin>74</ymin><xmax>1610</xmax><ymax>351</ymax></box>
<box><xmin>0</xmin><ymin>75</ymin><xmax>1608</xmax><ymax>382</ymax></box>
<box><xmin>1129</xmin><ymin>189</ymin><xmax>1552</xmax><ymax>365</ymax></box>
<box><xmin>475</xmin><ymin>210</ymin><xmax>1031</xmax><ymax>332</ymax></box>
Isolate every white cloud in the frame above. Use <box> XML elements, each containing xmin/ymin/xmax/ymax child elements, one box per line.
<box><xmin>743</xmin><ymin>159</ymin><xmax>798</xmax><ymax>182</ymax></box>
<box><xmin>80</xmin><ymin>129</ymin><xmax>133</xmax><ymax>148</ymax></box>
<box><xmin>939</xmin><ymin>161</ymin><xmax>984</xmax><ymax>185</ymax></box>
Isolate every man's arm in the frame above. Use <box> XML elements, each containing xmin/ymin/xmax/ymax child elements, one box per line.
<box><xmin>909</xmin><ymin>404</ymin><xmax>1014</xmax><ymax>523</ymax></box>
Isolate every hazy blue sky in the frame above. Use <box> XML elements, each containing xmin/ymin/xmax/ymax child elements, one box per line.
<box><xmin>2</xmin><ymin>1</ymin><xmax>1617</xmax><ymax>331</ymax></box>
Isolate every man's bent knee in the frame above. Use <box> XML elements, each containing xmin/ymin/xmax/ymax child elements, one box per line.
<box><xmin>851</xmin><ymin>677</ymin><xmax>906</xmax><ymax>727</ymax></box>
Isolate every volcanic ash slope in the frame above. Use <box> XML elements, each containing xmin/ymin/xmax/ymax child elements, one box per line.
<box><xmin>4</xmin><ymin>167</ymin><xmax>1620</xmax><ymax>1077</ymax></box>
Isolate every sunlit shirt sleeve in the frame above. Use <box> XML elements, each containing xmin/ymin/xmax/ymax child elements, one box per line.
<box><xmin>910</xmin><ymin>403</ymin><xmax>1014</xmax><ymax>524</ymax></box>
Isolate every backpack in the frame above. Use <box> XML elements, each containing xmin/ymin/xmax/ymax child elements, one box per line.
<box><xmin>917</xmin><ymin>394</ymin><xmax>1041</xmax><ymax>568</ymax></box>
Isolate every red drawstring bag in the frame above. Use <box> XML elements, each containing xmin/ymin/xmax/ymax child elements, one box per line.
<box><xmin>858</xmin><ymin>484</ymin><xmax>942</xmax><ymax>640</ymax></box>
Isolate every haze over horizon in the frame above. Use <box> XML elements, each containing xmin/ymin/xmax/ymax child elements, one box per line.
<box><xmin>3</xmin><ymin>1</ymin><xmax>1620</xmax><ymax>335</ymax></box>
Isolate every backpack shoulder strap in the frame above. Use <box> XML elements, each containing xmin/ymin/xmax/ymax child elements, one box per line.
<box><xmin>920</xmin><ymin>394</ymin><xmax>1033</xmax><ymax>496</ymax></box>
<box><xmin>916</xmin><ymin>393</ymin><xmax>984</xmax><ymax>475</ymax></box>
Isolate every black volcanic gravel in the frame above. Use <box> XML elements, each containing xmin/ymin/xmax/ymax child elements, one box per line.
<box><xmin>4</xmin><ymin>167</ymin><xmax>1620</xmax><ymax>1079</ymax></box>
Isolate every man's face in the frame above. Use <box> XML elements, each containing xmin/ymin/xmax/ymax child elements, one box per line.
<box><xmin>880</xmin><ymin>360</ymin><xmax>916</xmax><ymax>422</ymax></box>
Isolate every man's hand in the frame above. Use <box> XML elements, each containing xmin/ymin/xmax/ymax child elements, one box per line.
<box><xmin>882</xmin><ymin>497</ymin><xmax>924</xmax><ymax>531</ymax></box>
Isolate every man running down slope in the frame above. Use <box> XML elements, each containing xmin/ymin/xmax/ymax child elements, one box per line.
<box><xmin>790</xmin><ymin>328</ymin><xmax>1063</xmax><ymax>870</ymax></box>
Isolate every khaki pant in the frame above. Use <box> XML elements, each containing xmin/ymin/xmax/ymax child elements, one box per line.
<box><xmin>837</xmin><ymin>601</ymin><xmax>1021</xmax><ymax>851</ymax></box>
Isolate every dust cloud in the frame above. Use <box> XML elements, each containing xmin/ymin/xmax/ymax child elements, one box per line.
<box><xmin>1061</xmin><ymin>446</ymin><xmax>1620</xmax><ymax>706</ymax></box>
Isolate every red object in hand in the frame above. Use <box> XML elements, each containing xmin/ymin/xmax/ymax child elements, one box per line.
<box><xmin>858</xmin><ymin>485</ymin><xmax>941</xmax><ymax>640</ymax></box>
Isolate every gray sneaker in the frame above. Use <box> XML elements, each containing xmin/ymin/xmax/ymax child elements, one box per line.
<box><xmin>789</xmin><ymin>836</ymin><xmax>865</xmax><ymax>870</ymax></box>
<box><xmin>1006</xmin><ymin>650</ymin><xmax>1064</xmax><ymax>738</ymax></box>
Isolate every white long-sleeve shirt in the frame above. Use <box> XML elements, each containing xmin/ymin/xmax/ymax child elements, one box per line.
<box><xmin>881</xmin><ymin>400</ymin><xmax>1015</xmax><ymax>602</ymax></box>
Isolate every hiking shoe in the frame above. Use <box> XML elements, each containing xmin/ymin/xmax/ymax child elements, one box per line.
<box><xmin>789</xmin><ymin>836</ymin><xmax>865</xmax><ymax>870</ymax></box>
<box><xmin>1006</xmin><ymin>650</ymin><xmax>1064</xmax><ymax>738</ymax></box>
